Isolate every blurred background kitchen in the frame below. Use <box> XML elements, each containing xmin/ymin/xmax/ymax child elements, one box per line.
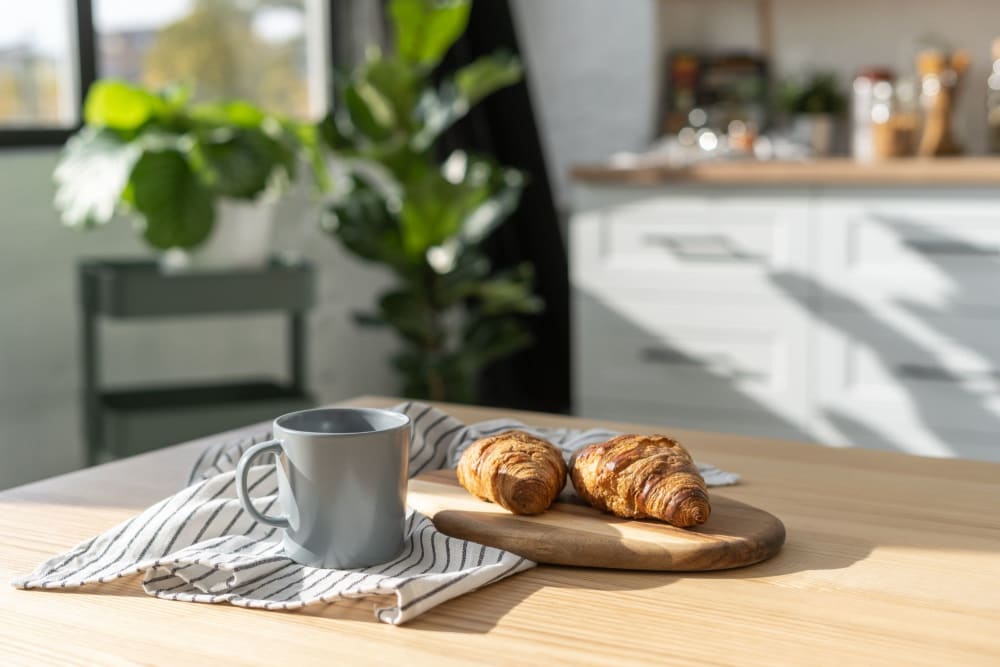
<box><xmin>3</xmin><ymin>0</ymin><xmax>1000</xmax><ymax>490</ymax></box>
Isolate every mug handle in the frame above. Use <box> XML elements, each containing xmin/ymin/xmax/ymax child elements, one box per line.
<box><xmin>235</xmin><ymin>440</ymin><xmax>291</xmax><ymax>529</ymax></box>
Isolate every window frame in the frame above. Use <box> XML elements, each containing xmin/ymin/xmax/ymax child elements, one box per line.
<box><xmin>0</xmin><ymin>0</ymin><xmax>96</xmax><ymax>148</ymax></box>
<box><xmin>0</xmin><ymin>0</ymin><xmax>329</xmax><ymax>149</ymax></box>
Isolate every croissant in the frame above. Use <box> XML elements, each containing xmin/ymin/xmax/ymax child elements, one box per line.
<box><xmin>570</xmin><ymin>434</ymin><xmax>710</xmax><ymax>527</ymax></box>
<box><xmin>457</xmin><ymin>430</ymin><xmax>567</xmax><ymax>515</ymax></box>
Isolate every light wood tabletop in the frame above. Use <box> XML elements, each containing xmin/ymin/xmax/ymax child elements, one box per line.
<box><xmin>1</xmin><ymin>396</ymin><xmax>998</xmax><ymax>666</ymax></box>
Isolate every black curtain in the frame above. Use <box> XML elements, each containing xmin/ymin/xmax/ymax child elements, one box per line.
<box><xmin>439</xmin><ymin>1</ymin><xmax>571</xmax><ymax>414</ymax></box>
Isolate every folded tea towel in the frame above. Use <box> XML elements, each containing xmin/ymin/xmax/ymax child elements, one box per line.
<box><xmin>12</xmin><ymin>403</ymin><xmax>739</xmax><ymax>624</ymax></box>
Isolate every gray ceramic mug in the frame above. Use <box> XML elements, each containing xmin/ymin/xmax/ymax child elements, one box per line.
<box><xmin>235</xmin><ymin>407</ymin><xmax>411</xmax><ymax>569</ymax></box>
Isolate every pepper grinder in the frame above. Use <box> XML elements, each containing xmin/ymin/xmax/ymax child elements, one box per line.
<box><xmin>916</xmin><ymin>49</ymin><xmax>971</xmax><ymax>156</ymax></box>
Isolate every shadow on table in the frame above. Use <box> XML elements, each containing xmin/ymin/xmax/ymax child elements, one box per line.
<box><xmin>402</xmin><ymin>566</ymin><xmax>671</xmax><ymax>633</ymax></box>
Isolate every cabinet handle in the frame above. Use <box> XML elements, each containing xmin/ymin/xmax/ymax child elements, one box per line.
<box><xmin>640</xmin><ymin>347</ymin><xmax>762</xmax><ymax>380</ymax></box>
<box><xmin>902</xmin><ymin>239</ymin><xmax>998</xmax><ymax>256</ymax></box>
<box><xmin>643</xmin><ymin>233</ymin><xmax>761</xmax><ymax>263</ymax></box>
<box><xmin>896</xmin><ymin>364</ymin><xmax>1000</xmax><ymax>382</ymax></box>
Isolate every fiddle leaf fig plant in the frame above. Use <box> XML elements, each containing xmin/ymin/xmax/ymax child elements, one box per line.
<box><xmin>54</xmin><ymin>80</ymin><xmax>326</xmax><ymax>250</ymax></box>
<box><xmin>321</xmin><ymin>0</ymin><xmax>542</xmax><ymax>403</ymax></box>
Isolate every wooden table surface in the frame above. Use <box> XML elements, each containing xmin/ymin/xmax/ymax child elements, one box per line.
<box><xmin>2</xmin><ymin>396</ymin><xmax>999</xmax><ymax>666</ymax></box>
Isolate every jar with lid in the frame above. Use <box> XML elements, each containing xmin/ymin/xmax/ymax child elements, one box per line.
<box><xmin>852</xmin><ymin>67</ymin><xmax>894</xmax><ymax>162</ymax></box>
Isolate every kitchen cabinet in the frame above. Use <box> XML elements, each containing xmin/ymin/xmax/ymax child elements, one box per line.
<box><xmin>571</xmin><ymin>182</ymin><xmax>1000</xmax><ymax>461</ymax></box>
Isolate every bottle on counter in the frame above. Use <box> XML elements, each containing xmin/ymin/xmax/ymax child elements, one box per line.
<box><xmin>916</xmin><ymin>48</ymin><xmax>969</xmax><ymax>157</ymax></box>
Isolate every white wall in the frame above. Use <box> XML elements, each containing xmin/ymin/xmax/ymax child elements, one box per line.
<box><xmin>511</xmin><ymin>0</ymin><xmax>659</xmax><ymax>211</ymax></box>
<box><xmin>0</xmin><ymin>149</ymin><xmax>396</xmax><ymax>489</ymax></box>
<box><xmin>659</xmin><ymin>0</ymin><xmax>1000</xmax><ymax>154</ymax></box>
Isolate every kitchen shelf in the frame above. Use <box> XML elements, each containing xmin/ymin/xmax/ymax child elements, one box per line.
<box><xmin>80</xmin><ymin>258</ymin><xmax>314</xmax><ymax>318</ymax></box>
<box><xmin>78</xmin><ymin>258</ymin><xmax>316</xmax><ymax>464</ymax></box>
<box><xmin>570</xmin><ymin>157</ymin><xmax>1000</xmax><ymax>186</ymax></box>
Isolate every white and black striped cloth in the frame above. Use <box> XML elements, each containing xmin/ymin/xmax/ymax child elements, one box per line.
<box><xmin>12</xmin><ymin>402</ymin><xmax>738</xmax><ymax>624</ymax></box>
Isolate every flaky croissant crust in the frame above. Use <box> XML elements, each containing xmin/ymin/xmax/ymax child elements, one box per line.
<box><xmin>570</xmin><ymin>434</ymin><xmax>711</xmax><ymax>527</ymax></box>
<box><xmin>457</xmin><ymin>430</ymin><xmax>568</xmax><ymax>515</ymax></box>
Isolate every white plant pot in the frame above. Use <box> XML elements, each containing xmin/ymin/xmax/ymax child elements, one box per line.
<box><xmin>160</xmin><ymin>198</ymin><xmax>277</xmax><ymax>273</ymax></box>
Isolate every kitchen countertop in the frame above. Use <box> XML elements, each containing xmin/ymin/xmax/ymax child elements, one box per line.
<box><xmin>1</xmin><ymin>396</ymin><xmax>999</xmax><ymax>665</ymax></box>
<box><xmin>571</xmin><ymin>156</ymin><xmax>1000</xmax><ymax>186</ymax></box>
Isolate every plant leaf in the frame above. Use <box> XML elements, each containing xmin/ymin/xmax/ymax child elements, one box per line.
<box><xmin>389</xmin><ymin>0</ymin><xmax>470</xmax><ymax>67</ymax></box>
<box><xmin>461</xmin><ymin>316</ymin><xmax>533</xmax><ymax>369</ymax></box>
<box><xmin>412</xmin><ymin>52</ymin><xmax>522</xmax><ymax>150</ymax></box>
<box><xmin>399</xmin><ymin>166</ymin><xmax>489</xmax><ymax>258</ymax></box>
<box><xmin>377</xmin><ymin>289</ymin><xmax>438</xmax><ymax>344</ymax></box>
<box><xmin>83</xmin><ymin>80</ymin><xmax>163</xmax><ymax>131</ymax></box>
<box><xmin>198</xmin><ymin>130</ymin><xmax>289</xmax><ymax>199</ymax></box>
<box><xmin>474</xmin><ymin>264</ymin><xmax>544</xmax><ymax>316</ymax></box>
<box><xmin>190</xmin><ymin>100</ymin><xmax>266</xmax><ymax>128</ymax></box>
<box><xmin>128</xmin><ymin>150</ymin><xmax>215</xmax><ymax>249</ymax></box>
<box><xmin>455</xmin><ymin>162</ymin><xmax>524</xmax><ymax>247</ymax></box>
<box><xmin>343</xmin><ymin>81</ymin><xmax>396</xmax><ymax>141</ymax></box>
<box><xmin>323</xmin><ymin>176</ymin><xmax>411</xmax><ymax>271</ymax></box>
<box><xmin>53</xmin><ymin>126</ymin><xmax>141</xmax><ymax>228</ymax></box>
<box><xmin>364</xmin><ymin>58</ymin><xmax>420</xmax><ymax>133</ymax></box>
<box><xmin>454</xmin><ymin>51</ymin><xmax>522</xmax><ymax>107</ymax></box>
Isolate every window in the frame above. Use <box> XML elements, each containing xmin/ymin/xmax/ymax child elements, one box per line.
<box><xmin>0</xmin><ymin>0</ymin><xmax>85</xmax><ymax>131</ymax></box>
<box><xmin>0</xmin><ymin>0</ymin><xmax>330</xmax><ymax>146</ymax></box>
<box><xmin>94</xmin><ymin>0</ymin><xmax>328</xmax><ymax>120</ymax></box>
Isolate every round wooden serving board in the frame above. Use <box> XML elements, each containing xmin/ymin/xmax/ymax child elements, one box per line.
<box><xmin>407</xmin><ymin>469</ymin><xmax>785</xmax><ymax>571</ymax></box>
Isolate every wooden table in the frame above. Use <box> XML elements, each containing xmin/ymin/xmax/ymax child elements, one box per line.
<box><xmin>2</xmin><ymin>397</ymin><xmax>999</xmax><ymax>665</ymax></box>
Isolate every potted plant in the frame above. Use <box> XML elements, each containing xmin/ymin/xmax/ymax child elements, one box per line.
<box><xmin>53</xmin><ymin>81</ymin><xmax>326</xmax><ymax>270</ymax></box>
<box><xmin>777</xmin><ymin>72</ymin><xmax>846</xmax><ymax>156</ymax></box>
<box><xmin>320</xmin><ymin>0</ymin><xmax>543</xmax><ymax>403</ymax></box>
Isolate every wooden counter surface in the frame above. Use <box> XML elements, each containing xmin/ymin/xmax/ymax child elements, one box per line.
<box><xmin>571</xmin><ymin>156</ymin><xmax>1000</xmax><ymax>186</ymax></box>
<box><xmin>1</xmin><ymin>396</ymin><xmax>999</xmax><ymax>665</ymax></box>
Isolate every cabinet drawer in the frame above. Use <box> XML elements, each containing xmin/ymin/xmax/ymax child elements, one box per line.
<box><xmin>571</xmin><ymin>190</ymin><xmax>810</xmax><ymax>299</ymax></box>
<box><xmin>815</xmin><ymin>308</ymin><xmax>1000</xmax><ymax>435</ymax></box>
<box><xmin>573</xmin><ymin>291</ymin><xmax>810</xmax><ymax>425</ymax></box>
<box><xmin>817</xmin><ymin>191</ymin><xmax>1000</xmax><ymax>311</ymax></box>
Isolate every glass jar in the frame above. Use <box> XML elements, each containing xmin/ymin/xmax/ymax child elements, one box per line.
<box><xmin>852</xmin><ymin>67</ymin><xmax>894</xmax><ymax>162</ymax></box>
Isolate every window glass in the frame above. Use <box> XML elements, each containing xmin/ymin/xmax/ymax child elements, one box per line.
<box><xmin>94</xmin><ymin>0</ymin><xmax>323</xmax><ymax>118</ymax></box>
<box><xmin>0</xmin><ymin>0</ymin><xmax>79</xmax><ymax>127</ymax></box>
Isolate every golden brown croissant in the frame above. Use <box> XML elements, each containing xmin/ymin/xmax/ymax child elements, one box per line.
<box><xmin>570</xmin><ymin>434</ymin><xmax>710</xmax><ymax>527</ymax></box>
<box><xmin>457</xmin><ymin>430</ymin><xmax>567</xmax><ymax>515</ymax></box>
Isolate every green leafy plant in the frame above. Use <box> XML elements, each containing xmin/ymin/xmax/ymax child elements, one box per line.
<box><xmin>777</xmin><ymin>72</ymin><xmax>847</xmax><ymax>116</ymax></box>
<box><xmin>320</xmin><ymin>0</ymin><xmax>542</xmax><ymax>403</ymax></box>
<box><xmin>54</xmin><ymin>80</ymin><xmax>326</xmax><ymax>249</ymax></box>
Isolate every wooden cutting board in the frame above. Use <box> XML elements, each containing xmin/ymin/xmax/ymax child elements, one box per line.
<box><xmin>407</xmin><ymin>469</ymin><xmax>785</xmax><ymax>571</ymax></box>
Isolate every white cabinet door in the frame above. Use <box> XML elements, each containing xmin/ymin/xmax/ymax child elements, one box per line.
<box><xmin>573</xmin><ymin>289</ymin><xmax>811</xmax><ymax>430</ymax></box>
<box><xmin>570</xmin><ymin>184</ymin><xmax>1000</xmax><ymax>461</ymax></box>
<box><xmin>812</xmin><ymin>301</ymin><xmax>1000</xmax><ymax>460</ymax></box>
<box><xmin>812</xmin><ymin>187</ymin><xmax>1000</xmax><ymax>460</ymax></box>
<box><xmin>571</xmin><ymin>187</ymin><xmax>811</xmax><ymax>301</ymax></box>
<box><xmin>817</xmin><ymin>189</ymin><xmax>1000</xmax><ymax>311</ymax></box>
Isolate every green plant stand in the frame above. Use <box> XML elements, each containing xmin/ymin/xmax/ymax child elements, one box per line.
<box><xmin>78</xmin><ymin>258</ymin><xmax>316</xmax><ymax>464</ymax></box>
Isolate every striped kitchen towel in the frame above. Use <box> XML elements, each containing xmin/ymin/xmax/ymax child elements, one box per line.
<box><xmin>12</xmin><ymin>402</ymin><xmax>738</xmax><ymax>624</ymax></box>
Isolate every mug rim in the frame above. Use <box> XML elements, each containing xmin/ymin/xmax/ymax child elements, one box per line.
<box><xmin>274</xmin><ymin>406</ymin><xmax>411</xmax><ymax>437</ymax></box>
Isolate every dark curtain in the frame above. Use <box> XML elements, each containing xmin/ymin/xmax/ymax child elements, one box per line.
<box><xmin>439</xmin><ymin>1</ymin><xmax>571</xmax><ymax>414</ymax></box>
